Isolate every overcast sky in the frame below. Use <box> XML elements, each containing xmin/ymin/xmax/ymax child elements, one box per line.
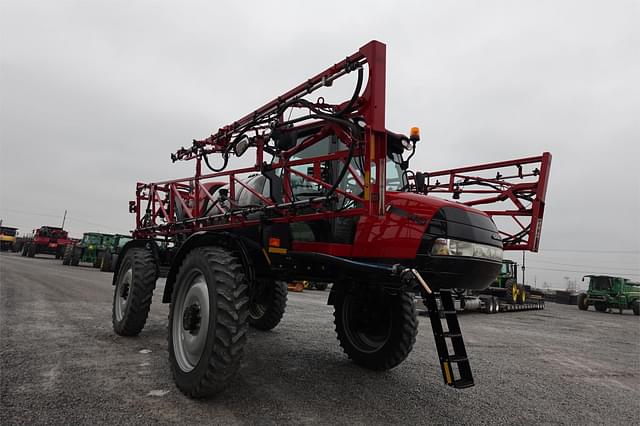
<box><xmin>1</xmin><ymin>0</ymin><xmax>638</xmax><ymax>289</ymax></box>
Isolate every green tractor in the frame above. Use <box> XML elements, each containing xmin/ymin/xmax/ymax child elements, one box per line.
<box><xmin>99</xmin><ymin>234</ymin><xmax>133</xmax><ymax>272</ymax></box>
<box><xmin>578</xmin><ymin>275</ymin><xmax>640</xmax><ymax>315</ymax></box>
<box><xmin>62</xmin><ymin>232</ymin><xmax>113</xmax><ymax>267</ymax></box>
<box><xmin>491</xmin><ymin>259</ymin><xmax>527</xmax><ymax>304</ymax></box>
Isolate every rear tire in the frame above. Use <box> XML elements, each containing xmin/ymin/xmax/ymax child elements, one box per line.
<box><xmin>333</xmin><ymin>288</ymin><xmax>418</xmax><ymax>371</ymax></box>
<box><xmin>62</xmin><ymin>245</ymin><xmax>72</xmax><ymax>265</ymax></box>
<box><xmin>577</xmin><ymin>293</ymin><xmax>588</xmax><ymax>310</ymax></box>
<box><xmin>594</xmin><ymin>302</ymin><xmax>608</xmax><ymax>312</ymax></box>
<box><xmin>21</xmin><ymin>245</ymin><xmax>27</xmax><ymax>256</ymax></box>
<box><xmin>168</xmin><ymin>246</ymin><xmax>249</xmax><ymax>398</ymax></box>
<box><xmin>632</xmin><ymin>300</ymin><xmax>639</xmax><ymax>316</ymax></box>
<box><xmin>249</xmin><ymin>280</ymin><xmax>287</xmax><ymax>331</ymax></box>
<box><xmin>27</xmin><ymin>244</ymin><xmax>36</xmax><ymax>258</ymax></box>
<box><xmin>112</xmin><ymin>248</ymin><xmax>158</xmax><ymax>336</ymax></box>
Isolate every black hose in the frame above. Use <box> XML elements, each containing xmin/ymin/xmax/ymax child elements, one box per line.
<box><xmin>336</xmin><ymin>67</ymin><xmax>363</xmax><ymax>117</ymax></box>
<box><xmin>203</xmin><ymin>151</ymin><xmax>229</xmax><ymax>172</ymax></box>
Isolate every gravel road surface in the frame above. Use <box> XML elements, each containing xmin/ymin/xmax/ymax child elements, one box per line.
<box><xmin>1</xmin><ymin>252</ymin><xmax>638</xmax><ymax>425</ymax></box>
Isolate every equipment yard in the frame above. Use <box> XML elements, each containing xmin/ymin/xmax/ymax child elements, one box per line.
<box><xmin>1</xmin><ymin>252</ymin><xmax>638</xmax><ymax>425</ymax></box>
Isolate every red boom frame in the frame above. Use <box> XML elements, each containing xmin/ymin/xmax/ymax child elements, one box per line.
<box><xmin>411</xmin><ymin>153</ymin><xmax>552</xmax><ymax>251</ymax></box>
<box><xmin>133</xmin><ymin>41</ymin><xmax>389</xmax><ymax>239</ymax></box>
<box><xmin>131</xmin><ymin>40</ymin><xmax>550</xmax><ymax>255</ymax></box>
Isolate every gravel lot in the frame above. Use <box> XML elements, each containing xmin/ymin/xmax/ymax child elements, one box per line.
<box><xmin>1</xmin><ymin>252</ymin><xmax>638</xmax><ymax>425</ymax></box>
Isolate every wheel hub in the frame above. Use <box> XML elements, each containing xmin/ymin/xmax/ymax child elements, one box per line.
<box><xmin>172</xmin><ymin>271</ymin><xmax>210</xmax><ymax>372</ymax></box>
<box><xmin>182</xmin><ymin>304</ymin><xmax>201</xmax><ymax>332</ymax></box>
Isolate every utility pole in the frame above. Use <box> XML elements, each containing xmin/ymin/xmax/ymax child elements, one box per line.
<box><xmin>62</xmin><ymin>210</ymin><xmax>67</xmax><ymax>228</ymax></box>
<box><xmin>522</xmin><ymin>251</ymin><xmax>526</xmax><ymax>286</ymax></box>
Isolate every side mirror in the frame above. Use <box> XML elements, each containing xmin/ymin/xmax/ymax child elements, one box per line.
<box><xmin>234</xmin><ymin>136</ymin><xmax>250</xmax><ymax>157</ymax></box>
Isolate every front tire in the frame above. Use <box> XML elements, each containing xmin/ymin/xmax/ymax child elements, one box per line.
<box><xmin>62</xmin><ymin>245</ymin><xmax>72</xmax><ymax>265</ymax></box>
<box><xmin>333</xmin><ymin>288</ymin><xmax>418</xmax><ymax>371</ymax></box>
<box><xmin>517</xmin><ymin>285</ymin><xmax>527</xmax><ymax>304</ymax></box>
<box><xmin>577</xmin><ymin>293</ymin><xmax>588</xmax><ymax>310</ymax></box>
<box><xmin>112</xmin><ymin>248</ymin><xmax>157</xmax><ymax>336</ymax></box>
<box><xmin>27</xmin><ymin>244</ymin><xmax>36</xmax><ymax>258</ymax></box>
<box><xmin>506</xmin><ymin>279</ymin><xmax>518</xmax><ymax>303</ymax></box>
<box><xmin>70</xmin><ymin>246</ymin><xmax>81</xmax><ymax>266</ymax></box>
<box><xmin>632</xmin><ymin>300</ymin><xmax>639</xmax><ymax>316</ymax></box>
<box><xmin>249</xmin><ymin>280</ymin><xmax>287</xmax><ymax>331</ymax></box>
<box><xmin>93</xmin><ymin>252</ymin><xmax>103</xmax><ymax>268</ymax></box>
<box><xmin>594</xmin><ymin>302</ymin><xmax>608</xmax><ymax>312</ymax></box>
<box><xmin>169</xmin><ymin>246</ymin><xmax>249</xmax><ymax>398</ymax></box>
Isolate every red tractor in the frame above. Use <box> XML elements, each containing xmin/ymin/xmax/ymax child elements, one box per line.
<box><xmin>111</xmin><ymin>40</ymin><xmax>551</xmax><ymax>398</ymax></box>
<box><xmin>21</xmin><ymin>226</ymin><xmax>71</xmax><ymax>259</ymax></box>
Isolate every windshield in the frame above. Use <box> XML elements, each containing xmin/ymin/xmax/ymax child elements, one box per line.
<box><xmin>117</xmin><ymin>236</ymin><xmax>132</xmax><ymax>248</ymax></box>
<box><xmin>0</xmin><ymin>227</ymin><xmax>17</xmax><ymax>237</ymax></box>
<box><xmin>590</xmin><ymin>276</ymin><xmax>611</xmax><ymax>291</ymax></box>
<box><xmin>386</xmin><ymin>154</ymin><xmax>405</xmax><ymax>191</ymax></box>
<box><xmin>84</xmin><ymin>235</ymin><xmax>102</xmax><ymax>245</ymax></box>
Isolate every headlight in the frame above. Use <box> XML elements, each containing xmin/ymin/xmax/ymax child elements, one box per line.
<box><xmin>431</xmin><ymin>238</ymin><xmax>502</xmax><ymax>262</ymax></box>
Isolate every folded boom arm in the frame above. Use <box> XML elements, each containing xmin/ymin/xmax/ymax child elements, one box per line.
<box><xmin>410</xmin><ymin>152</ymin><xmax>552</xmax><ymax>251</ymax></box>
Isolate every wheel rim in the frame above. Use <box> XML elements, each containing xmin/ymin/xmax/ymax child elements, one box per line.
<box><xmin>249</xmin><ymin>280</ymin><xmax>269</xmax><ymax>320</ymax></box>
<box><xmin>249</xmin><ymin>302</ymin><xmax>267</xmax><ymax>320</ymax></box>
<box><xmin>511</xmin><ymin>283</ymin><xmax>518</xmax><ymax>303</ymax></box>
<box><xmin>342</xmin><ymin>294</ymin><xmax>391</xmax><ymax>353</ymax></box>
<box><xmin>172</xmin><ymin>271</ymin><xmax>210</xmax><ymax>373</ymax></box>
<box><xmin>114</xmin><ymin>267</ymin><xmax>132</xmax><ymax>322</ymax></box>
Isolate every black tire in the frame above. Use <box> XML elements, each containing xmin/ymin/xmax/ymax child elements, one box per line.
<box><xmin>517</xmin><ymin>284</ymin><xmax>526</xmax><ymax>304</ymax></box>
<box><xmin>632</xmin><ymin>300</ymin><xmax>639</xmax><ymax>316</ymax></box>
<box><xmin>62</xmin><ymin>245</ymin><xmax>73</xmax><ymax>265</ymax></box>
<box><xmin>333</xmin><ymin>289</ymin><xmax>418</xmax><ymax>371</ymax></box>
<box><xmin>112</xmin><ymin>248</ymin><xmax>158</xmax><ymax>336</ymax></box>
<box><xmin>594</xmin><ymin>301</ymin><xmax>608</xmax><ymax>312</ymax></box>
<box><xmin>27</xmin><ymin>244</ymin><xmax>36</xmax><ymax>258</ymax></box>
<box><xmin>93</xmin><ymin>252</ymin><xmax>102</xmax><ymax>268</ymax></box>
<box><xmin>483</xmin><ymin>297</ymin><xmax>494</xmax><ymax>314</ymax></box>
<box><xmin>505</xmin><ymin>278</ymin><xmax>518</xmax><ymax>303</ymax></box>
<box><xmin>70</xmin><ymin>246</ymin><xmax>81</xmax><ymax>266</ymax></box>
<box><xmin>249</xmin><ymin>280</ymin><xmax>287</xmax><ymax>331</ymax></box>
<box><xmin>168</xmin><ymin>246</ymin><xmax>249</xmax><ymax>398</ymax></box>
<box><xmin>492</xmin><ymin>296</ymin><xmax>500</xmax><ymax>313</ymax></box>
<box><xmin>577</xmin><ymin>293</ymin><xmax>589</xmax><ymax>311</ymax></box>
<box><xmin>21</xmin><ymin>245</ymin><xmax>27</xmax><ymax>257</ymax></box>
<box><xmin>315</xmin><ymin>282</ymin><xmax>329</xmax><ymax>291</ymax></box>
<box><xmin>100</xmin><ymin>251</ymin><xmax>113</xmax><ymax>272</ymax></box>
